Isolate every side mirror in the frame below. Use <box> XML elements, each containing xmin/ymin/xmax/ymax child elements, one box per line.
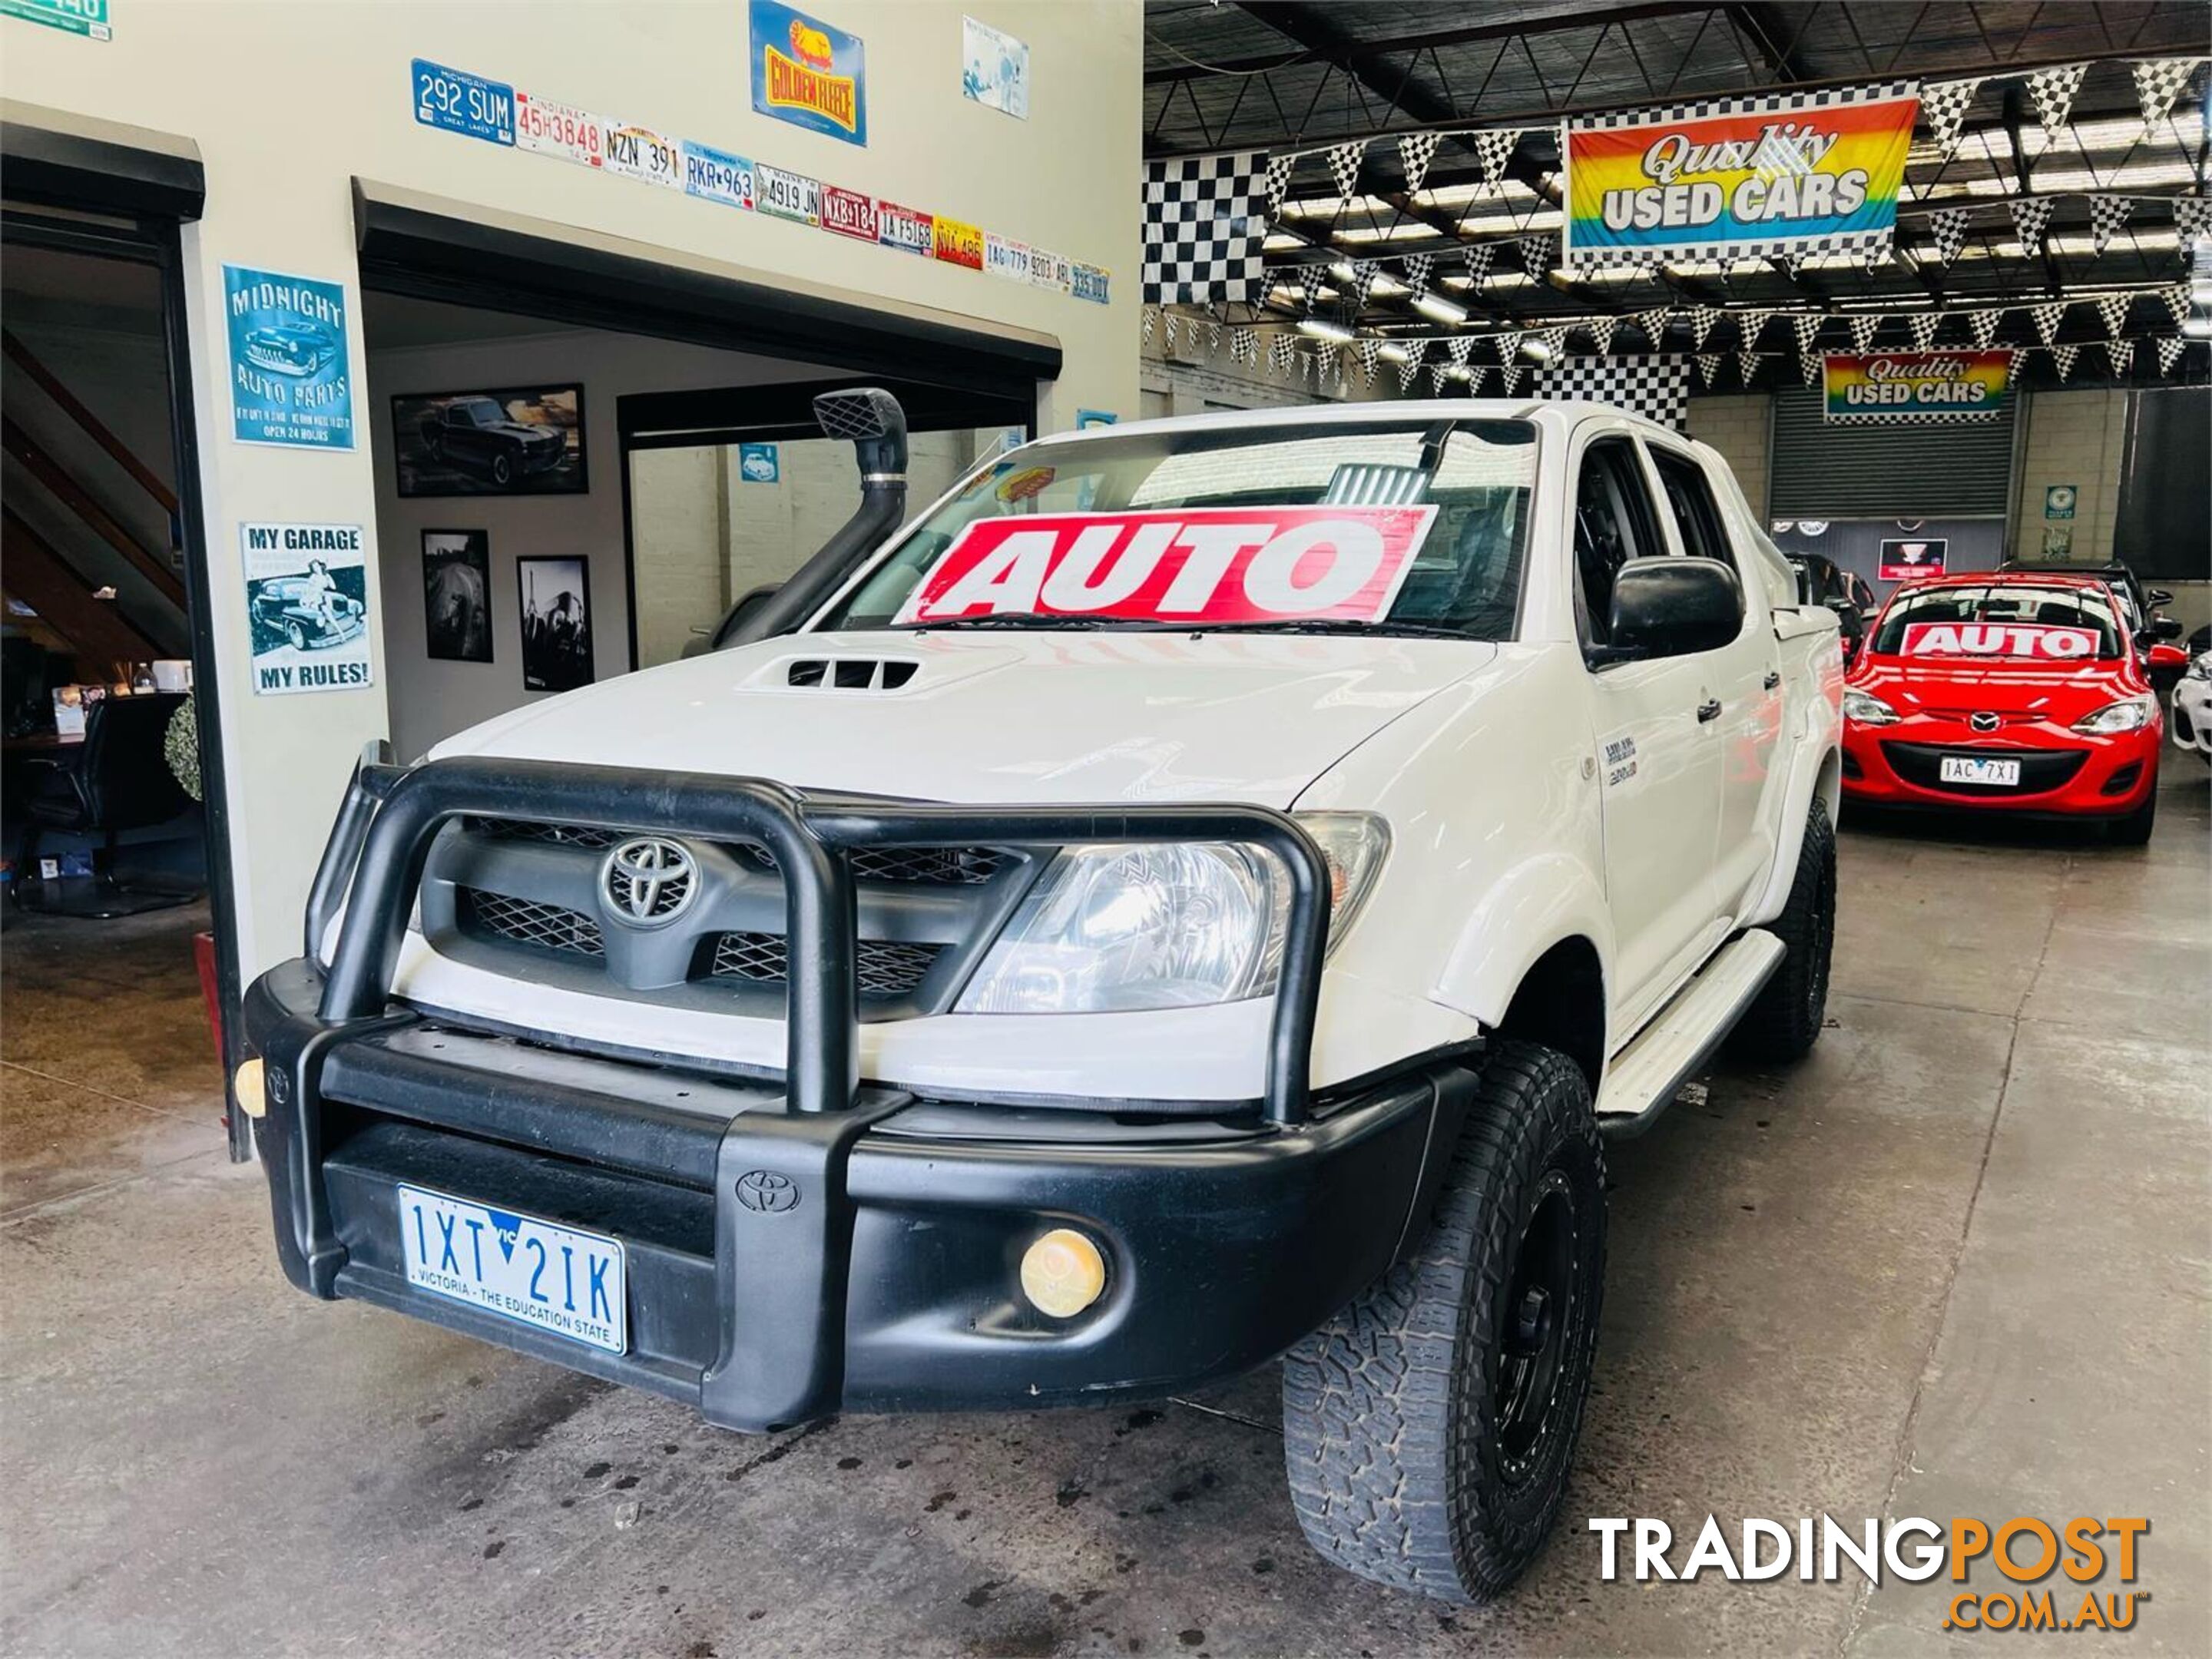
<box><xmin>2151</xmin><ymin>615</ymin><xmax>2184</xmax><ymax>641</ymax></box>
<box><xmin>2145</xmin><ymin>588</ymin><xmax>2174</xmax><ymax>608</ymax></box>
<box><xmin>1604</xmin><ymin>558</ymin><xmax>1743</xmax><ymax>661</ymax></box>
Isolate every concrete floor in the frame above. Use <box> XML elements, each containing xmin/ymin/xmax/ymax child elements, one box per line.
<box><xmin>3</xmin><ymin>767</ymin><xmax>2207</xmax><ymax>1658</ymax></box>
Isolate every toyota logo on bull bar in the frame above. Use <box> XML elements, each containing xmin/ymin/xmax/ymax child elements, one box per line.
<box><xmin>735</xmin><ymin>1171</ymin><xmax>800</xmax><ymax>1213</ymax></box>
<box><xmin>604</xmin><ymin>837</ymin><xmax>698</xmax><ymax>926</ymax></box>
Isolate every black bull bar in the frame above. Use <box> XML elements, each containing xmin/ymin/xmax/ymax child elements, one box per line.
<box><xmin>308</xmin><ymin>755</ymin><xmax>1331</xmax><ymax>1127</ymax></box>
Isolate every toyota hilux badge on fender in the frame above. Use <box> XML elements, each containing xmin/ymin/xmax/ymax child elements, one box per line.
<box><xmin>243</xmin><ymin>395</ymin><xmax>1843</xmax><ymax>1605</ymax></box>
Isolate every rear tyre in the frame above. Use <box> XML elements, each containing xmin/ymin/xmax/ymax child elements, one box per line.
<box><xmin>1280</xmin><ymin>1043</ymin><xmax>1606</xmax><ymax>1604</ymax></box>
<box><xmin>1728</xmin><ymin>796</ymin><xmax>1836</xmax><ymax>1065</ymax></box>
<box><xmin>490</xmin><ymin>450</ymin><xmax>515</xmax><ymax>488</ymax></box>
<box><xmin>2108</xmin><ymin>783</ymin><xmax>2157</xmax><ymax>846</ymax></box>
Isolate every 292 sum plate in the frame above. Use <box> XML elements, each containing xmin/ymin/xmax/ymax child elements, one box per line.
<box><xmin>397</xmin><ymin>1184</ymin><xmax>627</xmax><ymax>1353</ymax></box>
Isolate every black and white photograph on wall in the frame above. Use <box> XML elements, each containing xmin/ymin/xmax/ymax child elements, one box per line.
<box><xmin>518</xmin><ymin>556</ymin><xmax>594</xmax><ymax>692</ymax></box>
<box><xmin>420</xmin><ymin>530</ymin><xmax>492</xmax><ymax>663</ymax></box>
<box><xmin>390</xmin><ymin>385</ymin><xmax>587</xmax><ymax>497</ymax></box>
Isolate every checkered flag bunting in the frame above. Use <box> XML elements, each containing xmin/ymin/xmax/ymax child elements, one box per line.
<box><xmin>2085</xmin><ymin>340</ymin><xmax>2118</xmax><ymax>381</ymax></box>
<box><xmin>1792</xmin><ymin>313</ymin><xmax>1825</xmax><ymax>355</ymax></box>
<box><xmin>1919</xmin><ymin>78</ymin><xmax>1982</xmax><ymax>161</ymax></box>
<box><xmin>1582</xmin><ymin>315</ymin><xmax>1621</xmax><ymax>356</ymax></box>
<box><xmin>1969</xmin><ymin>309</ymin><xmax>2002</xmax><ymax>348</ymax></box>
<box><xmin>1519</xmin><ymin>233</ymin><xmax>1554</xmax><ymax>276</ymax></box>
<box><xmin>2088</xmin><ymin>196</ymin><xmax>2134</xmax><ymax>253</ymax></box>
<box><xmin>1401</xmin><ymin>253</ymin><xmax>1435</xmax><ymax>300</ymax></box>
<box><xmin>2156</xmin><ymin>336</ymin><xmax>2185</xmax><ymax>375</ymax></box>
<box><xmin>1161</xmin><ymin>313</ymin><xmax>1180</xmax><ymax>353</ymax></box>
<box><xmin>2027</xmin><ymin>301</ymin><xmax>2065</xmax><ymax>345</ymax></box>
<box><xmin>1634</xmin><ymin>307</ymin><xmax>1671</xmax><ymax>347</ymax></box>
<box><xmin>1141</xmin><ymin>307</ymin><xmax>1156</xmax><ymax>346</ymax></box>
<box><xmin>1848</xmin><ymin>314</ymin><xmax>1881</xmax><ymax>353</ymax></box>
<box><xmin>1926</xmin><ymin>207</ymin><xmax>1972</xmax><ymax>265</ymax></box>
<box><xmin>2096</xmin><ymin>294</ymin><xmax>2132</xmax><ymax>338</ymax></box>
<box><xmin>2050</xmin><ymin>343</ymin><xmax>2081</xmax><ymax>379</ymax></box>
<box><xmin>2133</xmin><ymin>58</ymin><xmax>2200</xmax><ymax>133</ymax></box>
<box><xmin>1143</xmin><ymin>151</ymin><xmax>1269</xmax><ymax>304</ymax></box>
<box><xmin>1205</xmin><ymin>321</ymin><xmax>1223</xmax><ymax>359</ymax></box>
<box><xmin>2174</xmin><ymin>196</ymin><xmax>2212</xmax><ymax>246</ymax></box>
<box><xmin>1486</xmin><ymin>331</ymin><xmax>1518</xmax><ymax>366</ymax></box>
<box><xmin>1472</xmin><ymin>127</ymin><xmax>1521</xmax><ymax>186</ymax></box>
<box><xmin>1445</xmin><ymin>336</ymin><xmax>1474</xmax><ymax>369</ymax></box>
<box><xmin>1535</xmin><ymin>324</ymin><xmax>1570</xmax><ymax>362</ymax></box>
<box><xmin>2111</xmin><ymin>337</ymin><xmax>2139</xmax><ymax>376</ymax></box>
<box><xmin>1229</xmin><ymin>326</ymin><xmax>1257</xmax><ymax>366</ymax></box>
<box><xmin>1736</xmin><ymin>310</ymin><xmax>1773</xmax><ymax>349</ymax></box>
<box><xmin>2008</xmin><ymin>197</ymin><xmax>2055</xmax><ymax>257</ymax></box>
<box><xmin>1356</xmin><ymin>339</ymin><xmax>1382</xmax><ymax>384</ymax></box>
<box><xmin>1262</xmin><ymin>152</ymin><xmax>1298</xmax><ymax>219</ymax></box>
<box><xmin>1463</xmin><ymin>244</ymin><xmax>1496</xmax><ymax>286</ymax></box>
<box><xmin>1316</xmin><ymin>343</ymin><xmax>1340</xmax><ymax>385</ymax></box>
<box><xmin>1398</xmin><ymin>131</ymin><xmax>1442</xmax><ymax>195</ymax></box>
<box><xmin>2160</xmin><ymin>283</ymin><xmax>2190</xmax><ymax>329</ymax></box>
<box><xmin>2026</xmin><ymin>63</ymin><xmax>2088</xmax><ymax>142</ymax></box>
<box><xmin>1909</xmin><ymin>312</ymin><xmax>1941</xmax><ymax>349</ymax></box>
<box><xmin>1326</xmin><ymin>141</ymin><xmax>1365</xmax><ymax>202</ymax></box>
<box><xmin>1736</xmin><ymin>350</ymin><xmax>1762</xmax><ymax>387</ymax></box>
<box><xmin>1532</xmin><ymin>355</ymin><xmax>1691</xmax><ymax>429</ymax></box>
<box><xmin>1694</xmin><ymin>354</ymin><xmax>1723</xmax><ymax>389</ymax></box>
<box><xmin>1347</xmin><ymin>260</ymin><xmax>1380</xmax><ymax>308</ymax></box>
<box><xmin>1684</xmin><ymin>306</ymin><xmax>1720</xmax><ymax>350</ymax></box>
<box><xmin>1267</xmin><ymin>333</ymin><xmax>1296</xmax><ymax>375</ymax></box>
<box><xmin>1775</xmin><ymin>252</ymin><xmax>1805</xmax><ymax>280</ymax></box>
<box><xmin>1499</xmin><ymin>363</ymin><xmax>1528</xmax><ymax>396</ymax></box>
<box><xmin>1396</xmin><ymin>355</ymin><xmax>1422</xmax><ymax>392</ymax></box>
<box><xmin>1800</xmin><ymin>353</ymin><xmax>1823</xmax><ymax>386</ymax></box>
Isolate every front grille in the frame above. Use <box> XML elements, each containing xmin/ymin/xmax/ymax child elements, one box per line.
<box><xmin>735</xmin><ymin>843</ymin><xmax>1014</xmax><ymax>886</ymax></box>
<box><xmin>708</xmin><ymin>932</ymin><xmax>945</xmax><ymax>996</ymax></box>
<box><xmin>462</xmin><ymin>889</ymin><xmax>604</xmax><ymax>955</ymax></box>
<box><xmin>1880</xmin><ymin>742</ymin><xmax>2088</xmax><ymax>797</ymax></box>
<box><xmin>465</xmin><ymin>816</ymin><xmax>621</xmax><ymax>850</ymax></box>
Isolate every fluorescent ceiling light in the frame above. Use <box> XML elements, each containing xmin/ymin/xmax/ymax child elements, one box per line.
<box><xmin>1297</xmin><ymin>317</ymin><xmax>1356</xmax><ymax>343</ymax></box>
<box><xmin>1379</xmin><ymin>343</ymin><xmax>1412</xmax><ymax>363</ymax></box>
<box><xmin>1413</xmin><ymin>293</ymin><xmax>1467</xmax><ymax>324</ymax></box>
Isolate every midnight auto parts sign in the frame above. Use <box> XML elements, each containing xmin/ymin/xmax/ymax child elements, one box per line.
<box><xmin>224</xmin><ymin>266</ymin><xmax>354</xmax><ymax>449</ymax></box>
<box><xmin>241</xmin><ymin>522</ymin><xmax>373</xmax><ymax>695</ymax></box>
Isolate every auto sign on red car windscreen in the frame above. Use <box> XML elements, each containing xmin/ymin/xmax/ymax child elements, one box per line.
<box><xmin>892</xmin><ymin>506</ymin><xmax>1439</xmax><ymax>627</ymax></box>
<box><xmin>1899</xmin><ymin>621</ymin><xmax>2101</xmax><ymax>660</ymax></box>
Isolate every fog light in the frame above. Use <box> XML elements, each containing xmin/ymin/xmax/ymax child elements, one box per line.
<box><xmin>1019</xmin><ymin>1227</ymin><xmax>1107</xmax><ymax>1318</ymax></box>
<box><xmin>233</xmin><ymin>1056</ymin><xmax>267</xmax><ymax>1119</ymax></box>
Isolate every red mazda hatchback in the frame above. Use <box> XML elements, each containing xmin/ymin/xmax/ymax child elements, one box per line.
<box><xmin>1841</xmin><ymin>570</ymin><xmax>2162</xmax><ymax>843</ymax></box>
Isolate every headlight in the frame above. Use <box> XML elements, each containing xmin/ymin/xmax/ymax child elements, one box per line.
<box><xmin>1843</xmin><ymin>687</ymin><xmax>1899</xmax><ymax>726</ymax></box>
<box><xmin>955</xmin><ymin>812</ymin><xmax>1389</xmax><ymax>1015</ymax></box>
<box><xmin>2184</xmin><ymin>653</ymin><xmax>2212</xmax><ymax>683</ymax></box>
<box><xmin>2073</xmin><ymin>695</ymin><xmax>2156</xmax><ymax>735</ymax></box>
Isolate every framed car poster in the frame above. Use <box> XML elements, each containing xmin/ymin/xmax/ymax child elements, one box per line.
<box><xmin>518</xmin><ymin>555</ymin><xmax>594</xmax><ymax>692</ymax></box>
<box><xmin>390</xmin><ymin>385</ymin><xmax>587</xmax><ymax>497</ymax></box>
<box><xmin>224</xmin><ymin>266</ymin><xmax>355</xmax><ymax>449</ymax></box>
<box><xmin>421</xmin><ymin>530</ymin><xmax>492</xmax><ymax>663</ymax></box>
<box><xmin>1878</xmin><ymin>538</ymin><xmax>1948</xmax><ymax>581</ymax></box>
<box><xmin>240</xmin><ymin>522</ymin><xmax>373</xmax><ymax>695</ymax></box>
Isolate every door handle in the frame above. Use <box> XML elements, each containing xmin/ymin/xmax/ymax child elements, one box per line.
<box><xmin>1697</xmin><ymin>697</ymin><xmax>1723</xmax><ymax>723</ymax></box>
<box><xmin>1762</xmin><ymin>669</ymin><xmax>1781</xmax><ymax>690</ymax></box>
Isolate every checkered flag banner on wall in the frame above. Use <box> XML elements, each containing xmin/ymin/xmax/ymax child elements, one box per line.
<box><xmin>2027</xmin><ymin>301</ymin><xmax>2065</xmax><ymax>345</ymax></box>
<box><xmin>1533</xmin><ymin>356</ymin><xmax>1691</xmax><ymax>429</ymax></box>
<box><xmin>1519</xmin><ymin>232</ymin><xmax>1554</xmax><ymax>276</ymax></box>
<box><xmin>2156</xmin><ymin>336</ymin><xmax>2185</xmax><ymax>374</ymax></box>
<box><xmin>1848</xmin><ymin>314</ymin><xmax>1881</xmax><ymax>353</ymax></box>
<box><xmin>1919</xmin><ymin>78</ymin><xmax>1982</xmax><ymax>161</ymax></box>
<box><xmin>1926</xmin><ymin>207</ymin><xmax>1972</xmax><ymax>264</ymax></box>
<box><xmin>2088</xmin><ymin>196</ymin><xmax>2134</xmax><ymax>253</ymax></box>
<box><xmin>2176</xmin><ymin>196</ymin><xmax>2212</xmax><ymax>246</ymax></box>
<box><xmin>1792</xmin><ymin>313</ymin><xmax>1825</xmax><ymax>355</ymax></box>
<box><xmin>1401</xmin><ymin>252</ymin><xmax>1435</xmax><ymax>300</ymax></box>
<box><xmin>2008</xmin><ymin>197</ymin><xmax>2055</xmax><ymax>257</ymax></box>
<box><xmin>2026</xmin><ymin>62</ymin><xmax>2088</xmax><ymax>142</ymax></box>
<box><xmin>1909</xmin><ymin>312</ymin><xmax>1942</xmax><ymax>349</ymax></box>
<box><xmin>1325</xmin><ymin>142</ymin><xmax>1365</xmax><ymax>201</ymax></box>
<box><xmin>1969</xmin><ymin>309</ymin><xmax>2002</xmax><ymax>348</ymax></box>
<box><xmin>1472</xmin><ymin>127</ymin><xmax>1521</xmax><ymax>186</ymax></box>
<box><xmin>1398</xmin><ymin>130</ymin><xmax>1442</xmax><ymax>195</ymax></box>
<box><xmin>2096</xmin><ymin>293</ymin><xmax>2132</xmax><ymax>338</ymax></box>
<box><xmin>2133</xmin><ymin>58</ymin><xmax>2200</xmax><ymax>132</ymax></box>
<box><xmin>1143</xmin><ymin>151</ymin><xmax>1269</xmax><ymax>304</ymax></box>
<box><xmin>2050</xmin><ymin>343</ymin><xmax>2081</xmax><ymax>379</ymax></box>
<box><xmin>1736</xmin><ymin>349</ymin><xmax>1762</xmax><ymax>387</ymax></box>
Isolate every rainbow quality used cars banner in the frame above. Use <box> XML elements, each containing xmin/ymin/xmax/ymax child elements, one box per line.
<box><xmin>1823</xmin><ymin>349</ymin><xmax>2015</xmax><ymax>423</ymax></box>
<box><xmin>1563</xmin><ymin>81</ymin><xmax>1917</xmax><ymax>267</ymax></box>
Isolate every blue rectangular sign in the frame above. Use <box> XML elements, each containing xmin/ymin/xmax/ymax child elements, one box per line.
<box><xmin>737</xmin><ymin>442</ymin><xmax>780</xmax><ymax>483</ymax></box>
<box><xmin>224</xmin><ymin>266</ymin><xmax>355</xmax><ymax>450</ymax></box>
<box><xmin>411</xmin><ymin>58</ymin><xmax>514</xmax><ymax>146</ymax></box>
<box><xmin>749</xmin><ymin>0</ymin><xmax>868</xmax><ymax>147</ymax></box>
<box><xmin>681</xmin><ymin>140</ymin><xmax>756</xmax><ymax>210</ymax></box>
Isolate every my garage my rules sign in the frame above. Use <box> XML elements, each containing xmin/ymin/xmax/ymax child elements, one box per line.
<box><xmin>1562</xmin><ymin>82</ymin><xmax>1918</xmax><ymax>267</ymax></box>
<box><xmin>240</xmin><ymin>522</ymin><xmax>373</xmax><ymax>696</ymax></box>
<box><xmin>223</xmin><ymin>266</ymin><xmax>355</xmax><ymax>449</ymax></box>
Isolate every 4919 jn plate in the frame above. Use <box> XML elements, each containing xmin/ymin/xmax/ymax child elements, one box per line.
<box><xmin>397</xmin><ymin>1184</ymin><xmax>628</xmax><ymax>1354</ymax></box>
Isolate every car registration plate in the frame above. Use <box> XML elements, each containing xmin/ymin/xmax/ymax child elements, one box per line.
<box><xmin>1940</xmin><ymin>755</ymin><xmax>2022</xmax><ymax>786</ymax></box>
<box><xmin>397</xmin><ymin>1184</ymin><xmax>627</xmax><ymax>1354</ymax></box>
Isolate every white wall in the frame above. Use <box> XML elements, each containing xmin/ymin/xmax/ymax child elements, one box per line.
<box><xmin>3</xmin><ymin>0</ymin><xmax>1140</xmax><ymax>977</ymax></box>
<box><xmin>2010</xmin><ymin>387</ymin><xmax>2128</xmax><ymax>563</ymax></box>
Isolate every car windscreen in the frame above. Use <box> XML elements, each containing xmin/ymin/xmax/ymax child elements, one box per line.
<box><xmin>456</xmin><ymin>399</ymin><xmax>502</xmax><ymax>425</ymax></box>
<box><xmin>1870</xmin><ymin>584</ymin><xmax>2123</xmax><ymax>659</ymax></box>
<box><xmin>818</xmin><ymin>419</ymin><xmax>1537</xmax><ymax>639</ymax></box>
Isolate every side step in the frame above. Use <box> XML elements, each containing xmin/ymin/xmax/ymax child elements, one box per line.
<box><xmin>1594</xmin><ymin>929</ymin><xmax>1785</xmax><ymax>1138</ymax></box>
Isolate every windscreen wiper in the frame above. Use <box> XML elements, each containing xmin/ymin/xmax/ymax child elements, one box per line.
<box><xmin>896</xmin><ymin>612</ymin><xmax>1183</xmax><ymax>631</ymax></box>
<box><xmin>1187</xmin><ymin>618</ymin><xmax>1480</xmax><ymax>641</ymax></box>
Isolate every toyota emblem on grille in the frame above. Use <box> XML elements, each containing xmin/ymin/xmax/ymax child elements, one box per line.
<box><xmin>604</xmin><ymin>838</ymin><xmax>697</xmax><ymax>926</ymax></box>
<box><xmin>1970</xmin><ymin>711</ymin><xmax>2001</xmax><ymax>733</ymax></box>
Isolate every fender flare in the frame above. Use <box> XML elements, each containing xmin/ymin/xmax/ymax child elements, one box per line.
<box><xmin>1429</xmin><ymin>850</ymin><xmax>1615</xmax><ymax>1031</ymax></box>
<box><xmin>1747</xmin><ymin>709</ymin><xmax>1841</xmax><ymax>926</ymax></box>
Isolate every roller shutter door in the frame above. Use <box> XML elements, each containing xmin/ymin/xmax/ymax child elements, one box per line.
<box><xmin>1769</xmin><ymin>387</ymin><xmax>2014</xmax><ymax>517</ymax></box>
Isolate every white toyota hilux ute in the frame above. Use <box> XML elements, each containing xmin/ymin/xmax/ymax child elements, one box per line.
<box><xmin>243</xmin><ymin>396</ymin><xmax>1843</xmax><ymax>1605</ymax></box>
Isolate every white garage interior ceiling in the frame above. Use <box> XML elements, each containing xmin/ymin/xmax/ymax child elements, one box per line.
<box><xmin>1142</xmin><ymin>0</ymin><xmax>2211</xmax><ymax>383</ymax></box>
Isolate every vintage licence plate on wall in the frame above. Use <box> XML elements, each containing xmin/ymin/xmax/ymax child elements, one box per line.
<box><xmin>1939</xmin><ymin>755</ymin><xmax>2022</xmax><ymax>786</ymax></box>
<box><xmin>397</xmin><ymin>1184</ymin><xmax>627</xmax><ymax>1354</ymax></box>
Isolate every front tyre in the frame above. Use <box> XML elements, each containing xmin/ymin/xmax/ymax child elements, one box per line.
<box><xmin>1280</xmin><ymin>1043</ymin><xmax>1606</xmax><ymax>1604</ymax></box>
<box><xmin>1728</xmin><ymin>796</ymin><xmax>1836</xmax><ymax>1064</ymax></box>
<box><xmin>490</xmin><ymin>449</ymin><xmax>516</xmax><ymax>488</ymax></box>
